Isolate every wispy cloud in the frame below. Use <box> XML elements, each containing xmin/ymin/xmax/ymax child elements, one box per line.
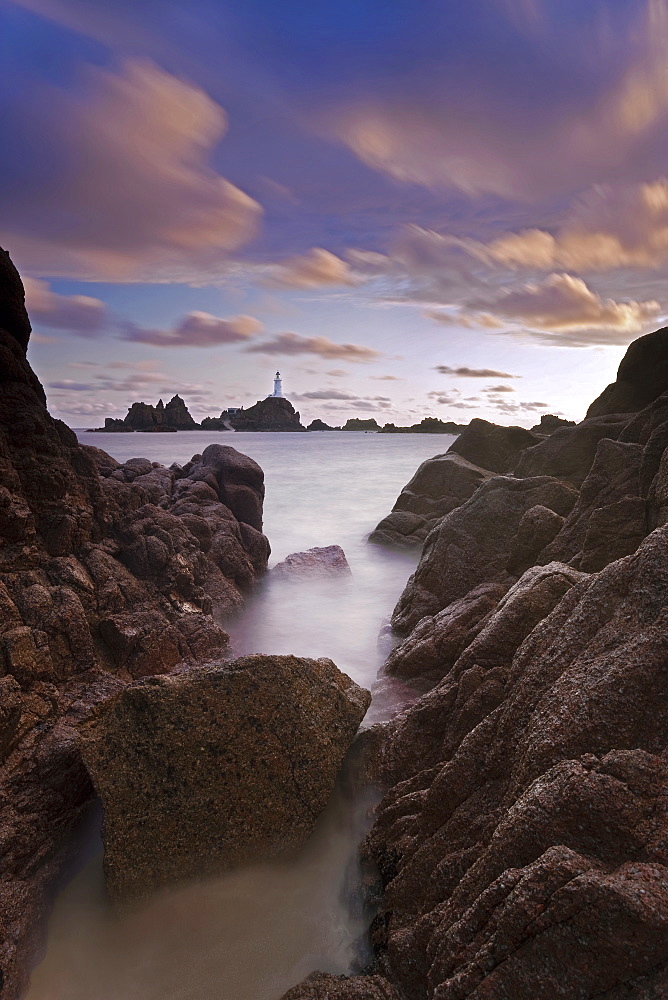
<box><xmin>246</xmin><ymin>332</ymin><xmax>381</xmax><ymax>362</ymax></box>
<box><xmin>265</xmin><ymin>248</ymin><xmax>357</xmax><ymax>289</ymax></box>
<box><xmin>434</xmin><ymin>365</ymin><xmax>520</xmax><ymax>378</ymax></box>
<box><xmin>123</xmin><ymin>312</ymin><xmax>263</xmax><ymax>347</ymax></box>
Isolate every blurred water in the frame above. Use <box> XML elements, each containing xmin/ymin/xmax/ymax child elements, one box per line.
<box><xmin>25</xmin><ymin>430</ymin><xmax>454</xmax><ymax>1000</ymax></box>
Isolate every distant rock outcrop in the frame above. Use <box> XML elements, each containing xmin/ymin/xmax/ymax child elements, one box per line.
<box><xmin>587</xmin><ymin>326</ymin><xmax>668</xmax><ymax>417</ymax></box>
<box><xmin>0</xmin><ymin>249</ymin><xmax>270</xmax><ymax>998</ymax></box>
<box><xmin>230</xmin><ymin>396</ymin><xmax>306</xmax><ymax>432</ymax></box>
<box><xmin>531</xmin><ymin>413</ymin><xmax>576</xmax><ymax>433</ymax></box>
<box><xmin>79</xmin><ymin>655</ymin><xmax>370</xmax><ymax>904</ymax></box>
<box><xmin>342</xmin><ymin>418</ymin><xmax>380</xmax><ymax>431</ymax></box>
<box><xmin>99</xmin><ymin>394</ymin><xmax>200</xmax><ymax>432</ymax></box>
<box><xmin>307</xmin><ymin>418</ymin><xmax>338</xmax><ymax>431</ymax></box>
<box><xmin>380</xmin><ymin>417</ymin><xmax>466</xmax><ymax>434</ymax></box>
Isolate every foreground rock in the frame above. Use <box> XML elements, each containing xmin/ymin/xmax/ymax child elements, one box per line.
<box><xmin>79</xmin><ymin>655</ymin><xmax>370</xmax><ymax>903</ymax></box>
<box><xmin>587</xmin><ymin>326</ymin><xmax>668</xmax><ymax>417</ymax></box>
<box><xmin>369</xmin><ymin>454</ymin><xmax>492</xmax><ymax>549</ymax></box>
<box><xmin>360</xmin><ymin>527</ymin><xmax>668</xmax><ymax>1000</ymax></box>
<box><xmin>447</xmin><ymin>418</ymin><xmax>542</xmax><ymax>473</ymax></box>
<box><xmin>281</xmin><ymin>973</ymin><xmax>398</xmax><ymax>999</ymax></box>
<box><xmin>272</xmin><ymin>545</ymin><xmax>352</xmax><ymax>577</ymax></box>
<box><xmin>0</xmin><ymin>249</ymin><xmax>270</xmax><ymax>998</ymax></box>
<box><xmin>393</xmin><ymin>475</ymin><xmax>577</xmax><ymax>632</ymax></box>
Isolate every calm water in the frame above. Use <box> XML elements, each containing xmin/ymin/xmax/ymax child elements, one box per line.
<box><xmin>26</xmin><ymin>430</ymin><xmax>455</xmax><ymax>1000</ymax></box>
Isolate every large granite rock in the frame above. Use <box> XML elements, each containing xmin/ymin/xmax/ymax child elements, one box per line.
<box><xmin>368</xmin><ymin>454</ymin><xmax>493</xmax><ymax>549</ymax></box>
<box><xmin>447</xmin><ymin>418</ymin><xmax>542</xmax><ymax>473</ymax></box>
<box><xmin>514</xmin><ymin>413</ymin><xmax>630</xmax><ymax>486</ymax></box>
<box><xmin>230</xmin><ymin>396</ymin><xmax>306</xmax><ymax>432</ymax></box>
<box><xmin>0</xmin><ymin>249</ymin><xmax>270</xmax><ymax>998</ymax></box>
<box><xmin>362</xmin><ymin>527</ymin><xmax>668</xmax><ymax>999</ymax></box>
<box><xmin>392</xmin><ymin>475</ymin><xmax>578</xmax><ymax>633</ymax></box>
<box><xmin>79</xmin><ymin>655</ymin><xmax>370</xmax><ymax>903</ymax></box>
<box><xmin>587</xmin><ymin>326</ymin><xmax>668</xmax><ymax>417</ymax></box>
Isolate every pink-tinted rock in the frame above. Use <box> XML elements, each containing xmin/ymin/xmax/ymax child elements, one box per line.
<box><xmin>273</xmin><ymin>545</ymin><xmax>352</xmax><ymax>577</ymax></box>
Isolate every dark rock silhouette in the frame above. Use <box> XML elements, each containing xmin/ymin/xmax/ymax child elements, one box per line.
<box><xmin>530</xmin><ymin>413</ymin><xmax>576</xmax><ymax>433</ymax></box>
<box><xmin>0</xmin><ymin>249</ymin><xmax>269</xmax><ymax>998</ymax></box>
<box><xmin>307</xmin><ymin>418</ymin><xmax>337</xmax><ymax>431</ymax></box>
<box><xmin>230</xmin><ymin>396</ymin><xmax>306</xmax><ymax>432</ymax></box>
<box><xmin>79</xmin><ymin>655</ymin><xmax>370</xmax><ymax>904</ymax></box>
<box><xmin>100</xmin><ymin>394</ymin><xmax>200</xmax><ymax>432</ymax></box>
<box><xmin>447</xmin><ymin>417</ymin><xmax>542</xmax><ymax>473</ymax></box>
<box><xmin>587</xmin><ymin>326</ymin><xmax>668</xmax><ymax>417</ymax></box>
<box><xmin>342</xmin><ymin>418</ymin><xmax>380</xmax><ymax>431</ymax></box>
<box><xmin>379</xmin><ymin>417</ymin><xmax>466</xmax><ymax>434</ymax></box>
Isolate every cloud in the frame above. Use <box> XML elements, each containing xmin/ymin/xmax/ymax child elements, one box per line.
<box><xmin>326</xmin><ymin>369</ymin><xmax>348</xmax><ymax>377</ymax></box>
<box><xmin>483</xmin><ymin>178</ymin><xmax>668</xmax><ymax>272</ymax></box>
<box><xmin>246</xmin><ymin>332</ymin><xmax>381</xmax><ymax>362</ymax></box>
<box><xmin>434</xmin><ymin>365</ymin><xmax>519</xmax><ymax>378</ymax></box>
<box><xmin>266</xmin><ymin>248</ymin><xmax>357</xmax><ymax>288</ymax></box>
<box><xmin>371</xmin><ymin>374</ymin><xmax>402</xmax><ymax>381</ymax></box>
<box><xmin>329</xmin><ymin>3</ymin><xmax>668</xmax><ymax>201</ymax></box>
<box><xmin>1</xmin><ymin>60</ymin><xmax>261</xmax><ymax>280</ymax></box>
<box><xmin>24</xmin><ymin>278</ymin><xmax>107</xmax><ymax>336</ymax></box>
<box><xmin>485</xmin><ymin>384</ymin><xmax>515</xmax><ymax>393</ymax></box>
<box><xmin>474</xmin><ymin>273</ymin><xmax>660</xmax><ymax>341</ymax></box>
<box><xmin>123</xmin><ymin>311</ymin><xmax>263</xmax><ymax>347</ymax></box>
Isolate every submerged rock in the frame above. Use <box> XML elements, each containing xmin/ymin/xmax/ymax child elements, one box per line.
<box><xmin>79</xmin><ymin>654</ymin><xmax>370</xmax><ymax>904</ymax></box>
<box><xmin>272</xmin><ymin>545</ymin><xmax>352</xmax><ymax>577</ymax></box>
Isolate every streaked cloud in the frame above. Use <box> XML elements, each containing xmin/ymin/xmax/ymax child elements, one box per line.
<box><xmin>246</xmin><ymin>332</ymin><xmax>381</xmax><ymax>362</ymax></box>
<box><xmin>266</xmin><ymin>248</ymin><xmax>357</xmax><ymax>289</ymax></box>
<box><xmin>1</xmin><ymin>60</ymin><xmax>261</xmax><ymax>280</ymax></box>
<box><xmin>123</xmin><ymin>311</ymin><xmax>263</xmax><ymax>347</ymax></box>
<box><xmin>434</xmin><ymin>365</ymin><xmax>519</xmax><ymax>378</ymax></box>
<box><xmin>24</xmin><ymin>278</ymin><xmax>106</xmax><ymax>335</ymax></box>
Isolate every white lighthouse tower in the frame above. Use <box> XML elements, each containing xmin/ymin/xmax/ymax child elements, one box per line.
<box><xmin>270</xmin><ymin>371</ymin><xmax>284</xmax><ymax>398</ymax></box>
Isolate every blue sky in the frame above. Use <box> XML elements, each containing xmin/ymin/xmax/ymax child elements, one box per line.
<box><xmin>2</xmin><ymin>0</ymin><xmax>667</xmax><ymax>426</ymax></box>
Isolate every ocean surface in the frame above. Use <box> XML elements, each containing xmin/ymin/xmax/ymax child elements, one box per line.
<box><xmin>26</xmin><ymin>430</ymin><xmax>456</xmax><ymax>1000</ymax></box>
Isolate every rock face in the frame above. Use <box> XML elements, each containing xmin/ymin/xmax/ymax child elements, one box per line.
<box><xmin>587</xmin><ymin>326</ymin><xmax>668</xmax><ymax>417</ymax></box>
<box><xmin>272</xmin><ymin>545</ymin><xmax>352</xmax><ymax>577</ymax></box>
<box><xmin>447</xmin><ymin>418</ymin><xmax>542</xmax><ymax>473</ymax></box>
<box><xmin>288</xmin><ymin>329</ymin><xmax>668</xmax><ymax>999</ymax></box>
<box><xmin>369</xmin><ymin>454</ymin><xmax>493</xmax><ymax>549</ymax></box>
<box><xmin>79</xmin><ymin>655</ymin><xmax>370</xmax><ymax>903</ymax></box>
<box><xmin>392</xmin><ymin>475</ymin><xmax>578</xmax><ymax>633</ymax></box>
<box><xmin>0</xmin><ymin>250</ymin><xmax>270</xmax><ymax>998</ymax></box>
<box><xmin>230</xmin><ymin>396</ymin><xmax>306</xmax><ymax>432</ymax></box>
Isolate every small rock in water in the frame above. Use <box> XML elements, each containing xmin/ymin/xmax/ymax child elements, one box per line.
<box><xmin>272</xmin><ymin>544</ymin><xmax>352</xmax><ymax>577</ymax></box>
<box><xmin>78</xmin><ymin>654</ymin><xmax>370</xmax><ymax>904</ymax></box>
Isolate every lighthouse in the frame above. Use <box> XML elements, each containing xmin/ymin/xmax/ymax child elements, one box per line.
<box><xmin>270</xmin><ymin>371</ymin><xmax>283</xmax><ymax>398</ymax></box>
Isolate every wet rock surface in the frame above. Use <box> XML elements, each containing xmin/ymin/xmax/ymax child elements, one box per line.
<box><xmin>273</xmin><ymin>545</ymin><xmax>352</xmax><ymax>577</ymax></box>
<box><xmin>0</xmin><ymin>250</ymin><xmax>270</xmax><ymax>998</ymax></box>
<box><xmin>79</xmin><ymin>655</ymin><xmax>370</xmax><ymax>904</ymax></box>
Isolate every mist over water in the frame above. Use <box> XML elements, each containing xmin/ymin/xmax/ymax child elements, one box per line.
<box><xmin>27</xmin><ymin>431</ymin><xmax>454</xmax><ymax>1000</ymax></box>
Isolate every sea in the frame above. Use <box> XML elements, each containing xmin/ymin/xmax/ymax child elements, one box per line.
<box><xmin>26</xmin><ymin>429</ymin><xmax>456</xmax><ymax>1000</ymax></box>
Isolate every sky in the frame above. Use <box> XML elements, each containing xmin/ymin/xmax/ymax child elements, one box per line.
<box><xmin>2</xmin><ymin>0</ymin><xmax>668</xmax><ymax>427</ymax></box>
